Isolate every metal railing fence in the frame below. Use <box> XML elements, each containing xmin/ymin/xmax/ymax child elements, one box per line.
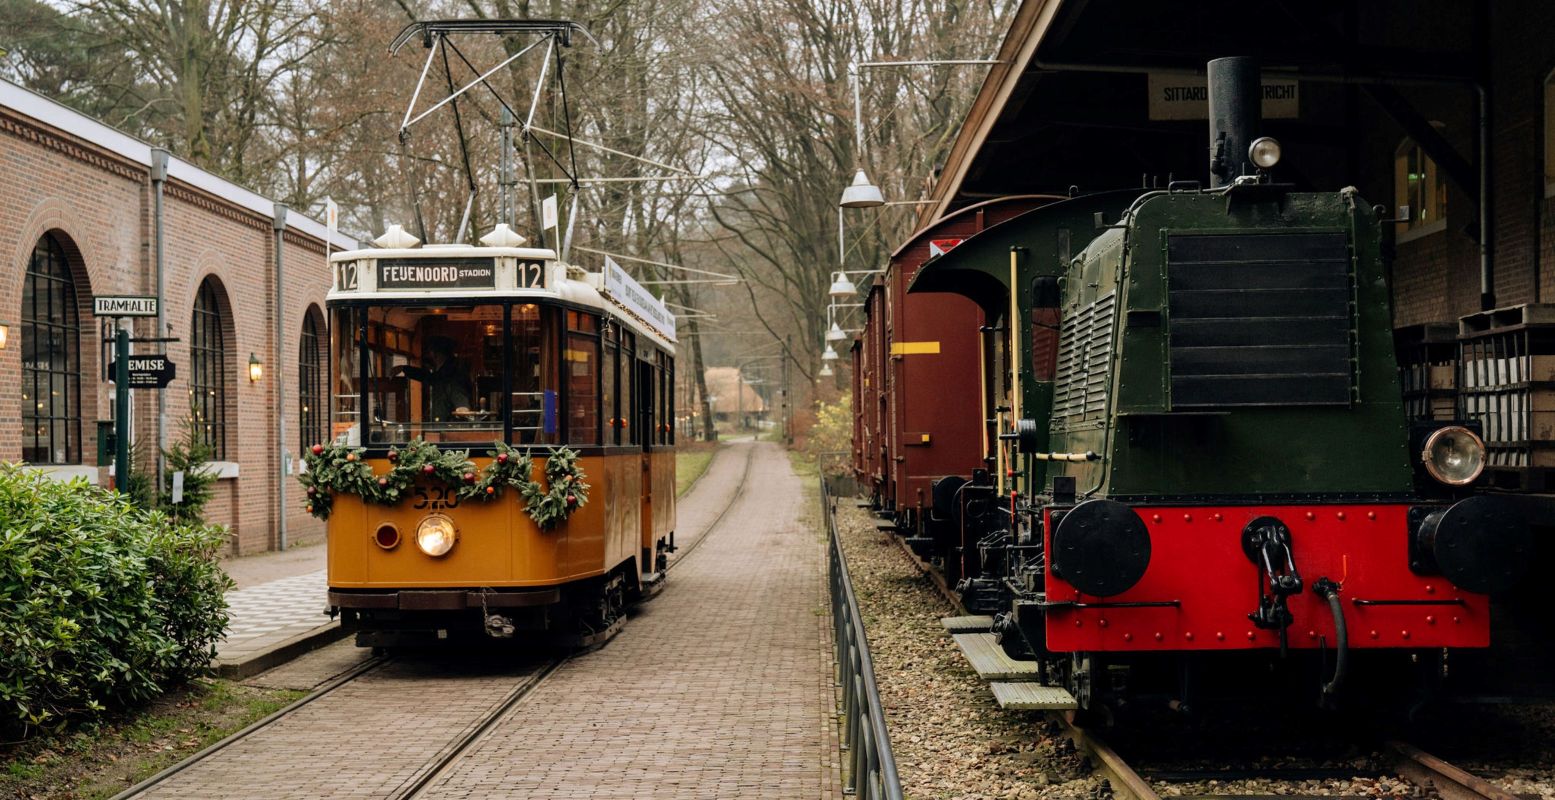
<box><xmin>822</xmin><ymin>466</ymin><xmax>904</xmax><ymax>800</ymax></box>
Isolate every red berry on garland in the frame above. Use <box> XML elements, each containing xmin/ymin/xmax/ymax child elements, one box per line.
<box><xmin>566</xmin><ymin>494</ymin><xmax>577</xmax><ymax>505</ymax></box>
<box><xmin>346</xmin><ymin>452</ymin><xmax>358</xmax><ymax>462</ymax></box>
<box><xmin>388</xmin><ymin>449</ymin><xmax>399</xmax><ymax>462</ymax></box>
<box><xmin>486</xmin><ymin>486</ymin><xmax>496</xmax><ymax>495</ymax></box>
<box><xmin>377</xmin><ymin>477</ymin><xmax>388</xmax><ymax>488</ymax></box>
<box><xmin>463</xmin><ymin>472</ymin><xmax>477</xmax><ymax>484</ymax></box>
<box><xmin>497</xmin><ymin>453</ymin><xmax>509</xmax><ymax>465</ymax></box>
<box><xmin>421</xmin><ymin>463</ymin><xmax>436</xmax><ymax>476</ymax></box>
<box><xmin>307</xmin><ymin>487</ymin><xmax>317</xmax><ymax>496</ymax></box>
<box><xmin>311</xmin><ymin>444</ymin><xmax>324</xmax><ymax>456</ymax></box>
<box><xmin>306</xmin><ymin>504</ymin><xmax>314</xmax><ymax>514</ymax></box>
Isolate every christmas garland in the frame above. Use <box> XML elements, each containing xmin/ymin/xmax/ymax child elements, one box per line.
<box><xmin>298</xmin><ymin>439</ymin><xmax>589</xmax><ymax>530</ymax></box>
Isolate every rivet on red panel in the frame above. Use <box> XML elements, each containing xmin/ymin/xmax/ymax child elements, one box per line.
<box><xmin>1152</xmin><ymin>514</ymin><xmax>1162</xmax><ymax>523</ymax></box>
<box><xmin>1370</xmin><ymin>630</ymin><xmax>1379</xmax><ymax>639</ymax></box>
<box><xmin>1246</xmin><ymin>631</ymin><xmax>1255</xmax><ymax>641</ymax></box>
<box><xmin>1212</xmin><ymin>513</ymin><xmax>1223</xmax><ymax>522</ymax></box>
<box><xmin>1153</xmin><ymin>632</ymin><xmax>1164</xmax><ymax>642</ymax></box>
<box><xmin>1183</xmin><ymin>513</ymin><xmax>1192</xmax><ymax>523</ymax></box>
<box><xmin>1216</xmin><ymin>632</ymin><xmax>1225</xmax><ymax>641</ymax></box>
<box><xmin>1336</xmin><ymin>511</ymin><xmax>1346</xmax><ymax>521</ymax></box>
<box><xmin>1098</xmin><ymin>618</ymin><xmax>1109</xmax><ymax>628</ymax></box>
<box><xmin>1305</xmin><ymin>511</ymin><xmax>1316</xmax><ymax>521</ymax></box>
<box><xmin>1307</xmin><ymin>630</ymin><xmax>1317</xmax><ymax>640</ymax></box>
<box><xmin>1425</xmin><ymin>584</ymin><xmax>1435</xmax><ymax>594</ymax></box>
<box><xmin>1122</xmin><ymin>633</ymin><xmax>1133</xmax><ymax>642</ymax></box>
<box><xmin>1401</xmin><ymin>630</ymin><xmax>1410</xmax><ymax>640</ymax></box>
<box><xmin>1184</xmin><ymin>632</ymin><xmax>1195</xmax><ymax>641</ymax></box>
<box><xmin>1426</xmin><ymin>616</ymin><xmax>1436</xmax><ymax>625</ymax></box>
<box><xmin>1367</xmin><ymin>511</ymin><xmax>1377</xmax><ymax>520</ymax></box>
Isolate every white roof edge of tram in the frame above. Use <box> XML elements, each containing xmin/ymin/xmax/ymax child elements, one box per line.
<box><xmin>0</xmin><ymin>77</ymin><xmax>360</xmax><ymax>252</ymax></box>
<box><xmin>329</xmin><ymin>245</ymin><xmax>559</xmax><ymax>262</ymax></box>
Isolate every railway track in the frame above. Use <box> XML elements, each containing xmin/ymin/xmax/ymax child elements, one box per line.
<box><xmin>869</xmin><ymin>509</ymin><xmax>1522</xmax><ymax>800</ymax></box>
<box><xmin>108</xmin><ymin>654</ymin><xmax>394</xmax><ymax>799</ymax></box>
<box><xmin>112</xmin><ymin>444</ymin><xmax>757</xmax><ymax>800</ymax></box>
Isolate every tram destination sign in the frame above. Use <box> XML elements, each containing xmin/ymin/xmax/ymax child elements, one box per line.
<box><xmin>93</xmin><ymin>295</ymin><xmax>159</xmax><ymax>317</ymax></box>
<box><xmin>378</xmin><ymin>257</ymin><xmax>496</xmax><ymax>290</ymax></box>
<box><xmin>120</xmin><ymin>355</ymin><xmax>176</xmax><ymax>389</ymax></box>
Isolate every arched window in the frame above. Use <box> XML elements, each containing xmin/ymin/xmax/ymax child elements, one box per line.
<box><xmin>299</xmin><ymin>308</ymin><xmax>325</xmax><ymax>452</ymax></box>
<box><xmin>21</xmin><ymin>233</ymin><xmax>81</xmax><ymax>464</ymax></box>
<box><xmin>189</xmin><ymin>277</ymin><xmax>229</xmax><ymax>459</ymax></box>
<box><xmin>1395</xmin><ymin>134</ymin><xmax>1448</xmax><ymax>239</ymax></box>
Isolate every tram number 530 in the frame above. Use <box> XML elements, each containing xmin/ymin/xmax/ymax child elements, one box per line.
<box><xmin>517</xmin><ymin>260</ymin><xmax>546</xmax><ymax>289</ymax></box>
<box><xmin>413</xmin><ymin>487</ymin><xmax>460</xmax><ymax>510</ymax></box>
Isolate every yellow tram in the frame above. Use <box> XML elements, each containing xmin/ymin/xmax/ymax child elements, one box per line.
<box><xmin>312</xmin><ymin>226</ymin><xmax>676</xmax><ymax>647</ymax></box>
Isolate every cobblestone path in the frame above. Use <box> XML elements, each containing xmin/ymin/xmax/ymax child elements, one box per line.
<box><xmin>135</xmin><ymin>441</ymin><xmax>838</xmax><ymax>799</ymax></box>
<box><xmin>417</xmin><ymin>441</ymin><xmax>841</xmax><ymax>799</ymax></box>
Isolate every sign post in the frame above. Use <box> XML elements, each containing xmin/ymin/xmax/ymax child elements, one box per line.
<box><xmin>96</xmin><ymin>296</ymin><xmax>175</xmax><ymax>494</ymax></box>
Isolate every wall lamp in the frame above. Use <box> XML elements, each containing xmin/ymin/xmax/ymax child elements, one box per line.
<box><xmin>0</xmin><ymin>321</ymin><xmax>10</xmax><ymax>350</ymax></box>
<box><xmin>248</xmin><ymin>353</ymin><xmax>264</xmax><ymax>383</ymax></box>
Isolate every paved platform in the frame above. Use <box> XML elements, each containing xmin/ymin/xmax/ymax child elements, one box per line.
<box><xmin>214</xmin><ymin>568</ymin><xmax>343</xmax><ymax>678</ymax></box>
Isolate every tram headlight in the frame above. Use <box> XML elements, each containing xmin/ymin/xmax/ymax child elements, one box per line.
<box><xmin>415</xmin><ymin>514</ymin><xmax>457</xmax><ymax>557</ymax></box>
<box><xmin>1421</xmin><ymin>426</ymin><xmax>1486</xmax><ymax>486</ymax></box>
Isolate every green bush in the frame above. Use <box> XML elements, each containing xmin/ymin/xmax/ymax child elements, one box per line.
<box><xmin>0</xmin><ymin>465</ymin><xmax>232</xmax><ymax>737</ymax></box>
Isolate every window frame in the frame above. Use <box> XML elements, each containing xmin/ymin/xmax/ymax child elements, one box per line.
<box><xmin>190</xmin><ymin>277</ymin><xmax>230</xmax><ymax>460</ymax></box>
<box><xmin>1394</xmin><ymin>134</ymin><xmax>1450</xmax><ymax>244</ymax></box>
<box><xmin>21</xmin><ymin>233</ymin><xmax>82</xmax><ymax>465</ymax></box>
<box><xmin>299</xmin><ymin>308</ymin><xmax>326</xmax><ymax>453</ymax></box>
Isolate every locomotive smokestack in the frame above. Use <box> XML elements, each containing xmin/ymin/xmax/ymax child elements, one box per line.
<box><xmin>1207</xmin><ymin>57</ymin><xmax>1260</xmax><ymax>187</ymax></box>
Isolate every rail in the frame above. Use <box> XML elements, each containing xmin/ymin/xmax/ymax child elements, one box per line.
<box><xmin>821</xmin><ymin>467</ymin><xmax>904</xmax><ymax>800</ymax></box>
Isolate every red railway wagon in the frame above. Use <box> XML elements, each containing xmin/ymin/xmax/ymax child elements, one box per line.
<box><xmin>852</xmin><ymin>196</ymin><xmax>1063</xmax><ymax>543</ymax></box>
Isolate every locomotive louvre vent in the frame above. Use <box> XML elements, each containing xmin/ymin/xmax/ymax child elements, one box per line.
<box><xmin>1166</xmin><ymin>232</ymin><xmax>1354</xmax><ymax>408</ymax></box>
<box><xmin>1054</xmin><ymin>292</ymin><xmax>1117</xmax><ymax>420</ymax></box>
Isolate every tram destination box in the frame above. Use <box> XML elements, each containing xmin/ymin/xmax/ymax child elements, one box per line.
<box><xmin>377</xmin><ymin>257</ymin><xmax>499</xmax><ymax>290</ymax></box>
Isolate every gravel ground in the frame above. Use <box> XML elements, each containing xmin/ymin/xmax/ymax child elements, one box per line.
<box><xmin>1408</xmin><ymin>702</ymin><xmax>1555</xmax><ymax>800</ymax></box>
<box><xmin>834</xmin><ymin>502</ymin><xmax>1105</xmax><ymax>800</ymax></box>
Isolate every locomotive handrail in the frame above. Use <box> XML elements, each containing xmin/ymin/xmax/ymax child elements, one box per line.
<box><xmin>821</xmin><ymin>457</ymin><xmax>905</xmax><ymax>800</ymax></box>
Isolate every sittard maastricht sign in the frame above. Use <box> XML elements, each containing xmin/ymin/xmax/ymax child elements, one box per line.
<box><xmin>602</xmin><ymin>256</ymin><xmax>676</xmax><ymax>341</ymax></box>
<box><xmin>1147</xmin><ymin>73</ymin><xmax>1299</xmax><ymax>121</ymax></box>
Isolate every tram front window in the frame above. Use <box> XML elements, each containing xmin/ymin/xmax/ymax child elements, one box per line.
<box><xmin>346</xmin><ymin>303</ymin><xmax>558</xmax><ymax>447</ymax></box>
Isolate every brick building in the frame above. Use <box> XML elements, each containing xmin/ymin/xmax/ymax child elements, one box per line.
<box><xmin>921</xmin><ymin>0</ymin><xmax>1554</xmax><ymax>327</ymax></box>
<box><xmin>0</xmin><ymin>78</ymin><xmax>357</xmax><ymax>554</ymax></box>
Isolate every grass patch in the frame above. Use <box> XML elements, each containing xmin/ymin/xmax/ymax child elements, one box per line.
<box><xmin>676</xmin><ymin>444</ymin><xmax>718</xmax><ymax>497</ymax></box>
<box><xmin>0</xmin><ymin>679</ymin><xmax>303</xmax><ymax>800</ymax></box>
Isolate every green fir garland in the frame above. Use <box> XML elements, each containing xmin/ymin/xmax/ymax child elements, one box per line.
<box><xmin>298</xmin><ymin>439</ymin><xmax>589</xmax><ymax>529</ymax></box>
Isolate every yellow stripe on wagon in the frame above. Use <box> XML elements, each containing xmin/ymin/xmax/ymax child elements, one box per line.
<box><xmin>889</xmin><ymin>341</ymin><xmax>941</xmax><ymax>355</ymax></box>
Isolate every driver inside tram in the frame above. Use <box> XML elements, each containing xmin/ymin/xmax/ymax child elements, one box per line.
<box><xmin>392</xmin><ymin>335</ymin><xmax>473</xmax><ymax>422</ymax></box>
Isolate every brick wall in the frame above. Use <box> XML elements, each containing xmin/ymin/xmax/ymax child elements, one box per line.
<box><xmin>0</xmin><ymin>105</ymin><xmax>330</xmax><ymax>554</ymax></box>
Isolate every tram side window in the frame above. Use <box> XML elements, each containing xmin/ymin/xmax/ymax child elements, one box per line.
<box><xmin>566</xmin><ymin>311</ymin><xmax>600</xmax><ymax>446</ymax></box>
<box><xmin>510</xmin><ymin>303</ymin><xmax>559</xmax><ymax>444</ymax></box>
<box><xmin>603</xmin><ymin>334</ymin><xmax>620</xmax><ymax>446</ymax></box>
<box><xmin>624</xmin><ymin>332</ymin><xmax>641</xmax><ymax>447</ymax></box>
<box><xmin>666</xmin><ymin>360</ymin><xmax>675</xmax><ymax>445</ymax></box>
<box><xmin>330</xmin><ymin>307</ymin><xmax>361</xmax><ymax>446</ymax></box>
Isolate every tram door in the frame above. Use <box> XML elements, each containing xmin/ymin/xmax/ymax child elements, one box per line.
<box><xmin>637</xmin><ymin>357</ymin><xmax>657</xmax><ymax>572</ymax></box>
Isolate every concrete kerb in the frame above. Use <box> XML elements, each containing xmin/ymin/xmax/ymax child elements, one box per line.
<box><xmin>214</xmin><ymin>622</ymin><xmax>351</xmax><ymax>680</ymax></box>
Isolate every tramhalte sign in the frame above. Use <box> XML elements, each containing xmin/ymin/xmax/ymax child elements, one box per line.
<box><xmin>93</xmin><ymin>295</ymin><xmax>159</xmax><ymax>317</ymax></box>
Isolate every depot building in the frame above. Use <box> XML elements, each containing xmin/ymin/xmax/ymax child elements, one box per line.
<box><xmin>0</xmin><ymin>78</ymin><xmax>356</xmax><ymax>553</ymax></box>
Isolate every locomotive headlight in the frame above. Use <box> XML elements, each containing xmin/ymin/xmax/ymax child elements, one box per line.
<box><xmin>1248</xmin><ymin>137</ymin><xmax>1282</xmax><ymax>169</ymax></box>
<box><xmin>1422</xmin><ymin>426</ymin><xmax>1487</xmax><ymax>486</ymax></box>
<box><xmin>415</xmin><ymin>514</ymin><xmax>457</xmax><ymax>557</ymax></box>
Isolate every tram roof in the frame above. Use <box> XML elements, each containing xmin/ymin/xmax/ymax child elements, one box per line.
<box><xmin>326</xmin><ymin>244</ymin><xmax>677</xmax><ymax>349</ymax></box>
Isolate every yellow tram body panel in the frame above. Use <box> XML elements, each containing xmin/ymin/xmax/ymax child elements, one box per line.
<box><xmin>328</xmin><ymin>452</ymin><xmax>662</xmax><ymax>589</ymax></box>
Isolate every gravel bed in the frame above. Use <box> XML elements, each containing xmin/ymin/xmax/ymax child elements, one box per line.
<box><xmin>835</xmin><ymin>503</ymin><xmax>1105</xmax><ymax>800</ymax></box>
<box><xmin>1407</xmin><ymin>702</ymin><xmax>1555</xmax><ymax>800</ymax></box>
